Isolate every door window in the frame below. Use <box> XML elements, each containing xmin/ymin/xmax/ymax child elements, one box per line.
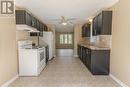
<box><xmin>59</xmin><ymin>34</ymin><xmax>73</xmax><ymax>44</ymax></box>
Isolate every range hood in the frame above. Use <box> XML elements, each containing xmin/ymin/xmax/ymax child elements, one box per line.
<box><xmin>16</xmin><ymin>25</ymin><xmax>40</xmax><ymax>33</ymax></box>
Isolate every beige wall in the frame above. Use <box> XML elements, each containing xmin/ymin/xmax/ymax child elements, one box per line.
<box><xmin>110</xmin><ymin>0</ymin><xmax>130</xmax><ymax>86</ymax></box>
<box><xmin>74</xmin><ymin>24</ymin><xmax>82</xmax><ymax>56</ymax></box>
<box><xmin>16</xmin><ymin>31</ymin><xmax>38</xmax><ymax>45</ymax></box>
<box><xmin>16</xmin><ymin>31</ymin><xmax>30</xmax><ymax>40</ymax></box>
<box><xmin>0</xmin><ymin>18</ymin><xmax>18</xmax><ymax>85</ymax></box>
<box><xmin>74</xmin><ymin>1</ymin><xmax>130</xmax><ymax>86</ymax></box>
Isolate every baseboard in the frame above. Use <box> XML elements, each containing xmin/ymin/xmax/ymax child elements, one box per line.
<box><xmin>73</xmin><ymin>55</ymin><xmax>78</xmax><ymax>58</ymax></box>
<box><xmin>110</xmin><ymin>74</ymin><xmax>128</xmax><ymax>87</ymax></box>
<box><xmin>1</xmin><ymin>75</ymin><xmax>19</xmax><ymax>87</ymax></box>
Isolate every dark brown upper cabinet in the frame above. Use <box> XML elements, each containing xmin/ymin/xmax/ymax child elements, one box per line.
<box><xmin>82</xmin><ymin>23</ymin><xmax>91</xmax><ymax>37</ymax></box>
<box><xmin>44</xmin><ymin>25</ymin><xmax>48</xmax><ymax>31</ymax></box>
<box><xmin>31</xmin><ymin>16</ymin><xmax>37</xmax><ymax>28</ymax></box>
<box><xmin>16</xmin><ymin>10</ymin><xmax>48</xmax><ymax>37</ymax></box>
<box><xmin>82</xmin><ymin>25</ymin><xmax>86</xmax><ymax>37</ymax></box>
<box><xmin>92</xmin><ymin>11</ymin><xmax>112</xmax><ymax>36</ymax></box>
<box><xmin>36</xmin><ymin>20</ymin><xmax>40</xmax><ymax>30</ymax></box>
<box><xmin>39</xmin><ymin>22</ymin><xmax>43</xmax><ymax>31</ymax></box>
<box><xmin>92</xmin><ymin>17</ymin><xmax>98</xmax><ymax>36</ymax></box>
<box><xmin>15</xmin><ymin>10</ymin><xmax>32</xmax><ymax>26</ymax></box>
<box><xmin>86</xmin><ymin>23</ymin><xmax>91</xmax><ymax>37</ymax></box>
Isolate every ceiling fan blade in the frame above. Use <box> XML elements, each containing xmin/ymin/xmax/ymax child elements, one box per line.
<box><xmin>68</xmin><ymin>21</ymin><xmax>73</xmax><ymax>25</ymax></box>
<box><xmin>51</xmin><ymin>19</ymin><xmax>61</xmax><ymax>21</ymax></box>
<box><xmin>61</xmin><ymin>16</ymin><xmax>65</xmax><ymax>19</ymax></box>
<box><xmin>67</xmin><ymin>18</ymin><xmax>77</xmax><ymax>21</ymax></box>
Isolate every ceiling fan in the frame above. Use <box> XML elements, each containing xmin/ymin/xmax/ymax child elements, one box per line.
<box><xmin>51</xmin><ymin>16</ymin><xmax>76</xmax><ymax>25</ymax></box>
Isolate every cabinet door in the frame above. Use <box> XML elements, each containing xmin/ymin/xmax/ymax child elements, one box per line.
<box><xmin>79</xmin><ymin>45</ymin><xmax>82</xmax><ymax>59</ymax></box>
<box><xmin>82</xmin><ymin>47</ymin><xmax>86</xmax><ymax>64</ymax></box>
<box><xmin>31</xmin><ymin>17</ymin><xmax>37</xmax><ymax>28</ymax></box>
<box><xmin>102</xmin><ymin>11</ymin><xmax>112</xmax><ymax>35</ymax></box>
<box><xmin>25</xmin><ymin>12</ymin><xmax>32</xmax><ymax>26</ymax></box>
<box><xmin>15</xmin><ymin>10</ymin><xmax>25</xmax><ymax>24</ymax></box>
<box><xmin>78</xmin><ymin>45</ymin><xmax>80</xmax><ymax>58</ymax></box>
<box><xmin>82</xmin><ymin>26</ymin><xmax>84</xmax><ymax>37</ymax></box>
<box><xmin>92</xmin><ymin>11</ymin><xmax>112</xmax><ymax>35</ymax></box>
<box><xmin>87</xmin><ymin>49</ymin><xmax>91</xmax><ymax>71</ymax></box>
<box><xmin>39</xmin><ymin>22</ymin><xmax>43</xmax><ymax>31</ymax></box>
<box><xmin>91</xmin><ymin>50</ymin><xmax>110</xmax><ymax>75</ymax></box>
<box><xmin>36</xmin><ymin>20</ymin><xmax>40</xmax><ymax>30</ymax></box>
<box><xmin>92</xmin><ymin>17</ymin><xmax>98</xmax><ymax>36</ymax></box>
<box><xmin>44</xmin><ymin>25</ymin><xmax>48</xmax><ymax>31</ymax></box>
<box><xmin>80</xmin><ymin>46</ymin><xmax>83</xmax><ymax>61</ymax></box>
<box><xmin>39</xmin><ymin>32</ymin><xmax>43</xmax><ymax>37</ymax></box>
<box><xmin>84</xmin><ymin>48</ymin><xmax>88</xmax><ymax>67</ymax></box>
<box><xmin>39</xmin><ymin>23</ymin><xmax>43</xmax><ymax>37</ymax></box>
<box><xmin>97</xmin><ymin>13</ymin><xmax>102</xmax><ymax>35</ymax></box>
<box><xmin>86</xmin><ymin>24</ymin><xmax>91</xmax><ymax>37</ymax></box>
<box><xmin>82</xmin><ymin>26</ymin><xmax>86</xmax><ymax>37</ymax></box>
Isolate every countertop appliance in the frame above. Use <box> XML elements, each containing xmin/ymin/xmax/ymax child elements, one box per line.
<box><xmin>18</xmin><ymin>40</ymin><xmax>46</xmax><ymax>76</ymax></box>
<box><xmin>43</xmin><ymin>32</ymin><xmax>54</xmax><ymax>60</ymax></box>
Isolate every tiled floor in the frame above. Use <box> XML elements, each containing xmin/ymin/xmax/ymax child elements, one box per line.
<box><xmin>8</xmin><ymin>50</ymin><xmax>121</xmax><ymax>87</ymax></box>
<box><xmin>56</xmin><ymin>49</ymin><xmax>74</xmax><ymax>57</ymax></box>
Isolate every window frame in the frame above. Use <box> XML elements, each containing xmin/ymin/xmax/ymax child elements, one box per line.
<box><xmin>59</xmin><ymin>33</ymin><xmax>73</xmax><ymax>45</ymax></box>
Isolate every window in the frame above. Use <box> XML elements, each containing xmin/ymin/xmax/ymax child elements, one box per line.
<box><xmin>60</xmin><ymin>34</ymin><xmax>73</xmax><ymax>44</ymax></box>
<box><xmin>68</xmin><ymin>34</ymin><xmax>72</xmax><ymax>44</ymax></box>
<box><xmin>60</xmin><ymin>34</ymin><xmax>64</xmax><ymax>44</ymax></box>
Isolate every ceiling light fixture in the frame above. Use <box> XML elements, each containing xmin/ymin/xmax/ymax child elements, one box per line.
<box><xmin>62</xmin><ymin>22</ymin><xmax>67</xmax><ymax>25</ymax></box>
<box><xmin>89</xmin><ymin>19</ymin><xmax>93</xmax><ymax>22</ymax></box>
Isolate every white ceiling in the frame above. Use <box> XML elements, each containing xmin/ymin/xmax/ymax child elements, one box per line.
<box><xmin>15</xmin><ymin>0</ymin><xmax>118</xmax><ymax>32</ymax></box>
<box><xmin>55</xmin><ymin>24</ymin><xmax>74</xmax><ymax>33</ymax></box>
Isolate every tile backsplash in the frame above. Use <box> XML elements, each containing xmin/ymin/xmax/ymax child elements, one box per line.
<box><xmin>16</xmin><ymin>30</ymin><xmax>39</xmax><ymax>46</ymax></box>
<box><xmin>99</xmin><ymin>35</ymin><xmax>112</xmax><ymax>48</ymax></box>
<box><xmin>83</xmin><ymin>35</ymin><xmax>112</xmax><ymax>48</ymax></box>
<box><xmin>91</xmin><ymin>35</ymin><xmax>112</xmax><ymax>48</ymax></box>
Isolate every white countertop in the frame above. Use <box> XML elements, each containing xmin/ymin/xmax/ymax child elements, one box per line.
<box><xmin>79</xmin><ymin>43</ymin><xmax>110</xmax><ymax>50</ymax></box>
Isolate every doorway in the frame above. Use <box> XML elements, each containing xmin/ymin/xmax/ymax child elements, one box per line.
<box><xmin>56</xmin><ymin>32</ymin><xmax>74</xmax><ymax>57</ymax></box>
<box><xmin>56</xmin><ymin>33</ymin><xmax>74</xmax><ymax>49</ymax></box>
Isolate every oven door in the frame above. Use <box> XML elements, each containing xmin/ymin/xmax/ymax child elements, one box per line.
<box><xmin>38</xmin><ymin>48</ymin><xmax>46</xmax><ymax>68</ymax></box>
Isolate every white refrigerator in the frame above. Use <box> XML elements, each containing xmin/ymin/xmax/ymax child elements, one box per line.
<box><xmin>43</xmin><ymin>32</ymin><xmax>54</xmax><ymax>60</ymax></box>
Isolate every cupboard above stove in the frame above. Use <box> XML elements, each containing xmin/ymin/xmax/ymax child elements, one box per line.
<box><xmin>15</xmin><ymin>10</ymin><xmax>48</xmax><ymax>36</ymax></box>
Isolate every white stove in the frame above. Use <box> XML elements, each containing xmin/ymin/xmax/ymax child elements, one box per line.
<box><xmin>18</xmin><ymin>40</ymin><xmax>46</xmax><ymax>76</ymax></box>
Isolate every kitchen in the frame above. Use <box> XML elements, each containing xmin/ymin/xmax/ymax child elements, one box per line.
<box><xmin>15</xmin><ymin>9</ymin><xmax>56</xmax><ymax>76</ymax></box>
<box><xmin>0</xmin><ymin>0</ymin><xmax>130</xmax><ymax>87</ymax></box>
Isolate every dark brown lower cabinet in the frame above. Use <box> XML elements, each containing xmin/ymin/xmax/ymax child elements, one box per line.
<box><xmin>78</xmin><ymin>45</ymin><xmax>80</xmax><ymax>56</ymax></box>
<box><xmin>86</xmin><ymin>48</ymin><xmax>91</xmax><ymax>71</ymax></box>
<box><xmin>78</xmin><ymin>45</ymin><xmax>110</xmax><ymax>75</ymax></box>
<box><xmin>90</xmin><ymin>50</ymin><xmax>110</xmax><ymax>75</ymax></box>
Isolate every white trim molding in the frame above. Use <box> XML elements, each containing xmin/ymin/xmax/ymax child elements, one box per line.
<box><xmin>1</xmin><ymin>75</ymin><xmax>19</xmax><ymax>87</ymax></box>
<box><xmin>54</xmin><ymin>55</ymin><xmax>56</xmax><ymax>58</ymax></box>
<box><xmin>110</xmin><ymin>74</ymin><xmax>128</xmax><ymax>87</ymax></box>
